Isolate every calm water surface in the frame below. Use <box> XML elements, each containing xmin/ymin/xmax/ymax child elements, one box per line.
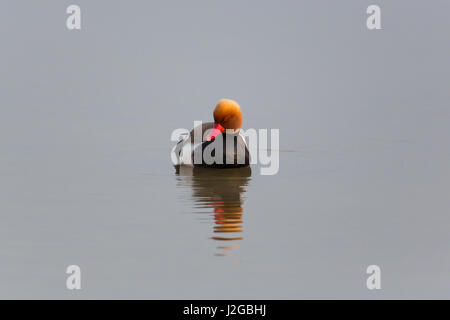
<box><xmin>1</xmin><ymin>140</ymin><xmax>450</xmax><ymax>299</ymax></box>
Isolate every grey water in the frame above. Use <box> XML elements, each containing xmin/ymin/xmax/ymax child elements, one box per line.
<box><xmin>1</xmin><ymin>1</ymin><xmax>450</xmax><ymax>299</ymax></box>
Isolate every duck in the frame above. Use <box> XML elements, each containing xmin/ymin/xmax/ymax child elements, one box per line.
<box><xmin>172</xmin><ymin>99</ymin><xmax>250</xmax><ymax>168</ymax></box>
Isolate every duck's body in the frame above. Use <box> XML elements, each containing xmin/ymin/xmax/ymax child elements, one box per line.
<box><xmin>172</xmin><ymin>99</ymin><xmax>250</xmax><ymax>169</ymax></box>
<box><xmin>173</xmin><ymin>122</ymin><xmax>250</xmax><ymax>168</ymax></box>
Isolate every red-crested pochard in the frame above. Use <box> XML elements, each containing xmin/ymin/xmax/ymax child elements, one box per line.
<box><xmin>172</xmin><ymin>99</ymin><xmax>250</xmax><ymax>168</ymax></box>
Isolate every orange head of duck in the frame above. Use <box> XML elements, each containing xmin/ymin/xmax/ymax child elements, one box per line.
<box><xmin>206</xmin><ymin>99</ymin><xmax>243</xmax><ymax>141</ymax></box>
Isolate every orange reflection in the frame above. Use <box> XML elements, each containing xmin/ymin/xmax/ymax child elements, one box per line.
<box><xmin>176</xmin><ymin>166</ymin><xmax>251</xmax><ymax>259</ymax></box>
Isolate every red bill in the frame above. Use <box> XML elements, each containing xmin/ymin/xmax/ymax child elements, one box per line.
<box><xmin>206</xmin><ymin>123</ymin><xmax>224</xmax><ymax>141</ymax></box>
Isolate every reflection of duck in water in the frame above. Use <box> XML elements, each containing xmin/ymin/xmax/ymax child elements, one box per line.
<box><xmin>175</xmin><ymin>166</ymin><xmax>251</xmax><ymax>259</ymax></box>
<box><xmin>172</xmin><ymin>99</ymin><xmax>250</xmax><ymax>168</ymax></box>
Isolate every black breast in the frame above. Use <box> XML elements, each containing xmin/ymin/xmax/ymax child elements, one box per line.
<box><xmin>192</xmin><ymin>133</ymin><xmax>250</xmax><ymax>168</ymax></box>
